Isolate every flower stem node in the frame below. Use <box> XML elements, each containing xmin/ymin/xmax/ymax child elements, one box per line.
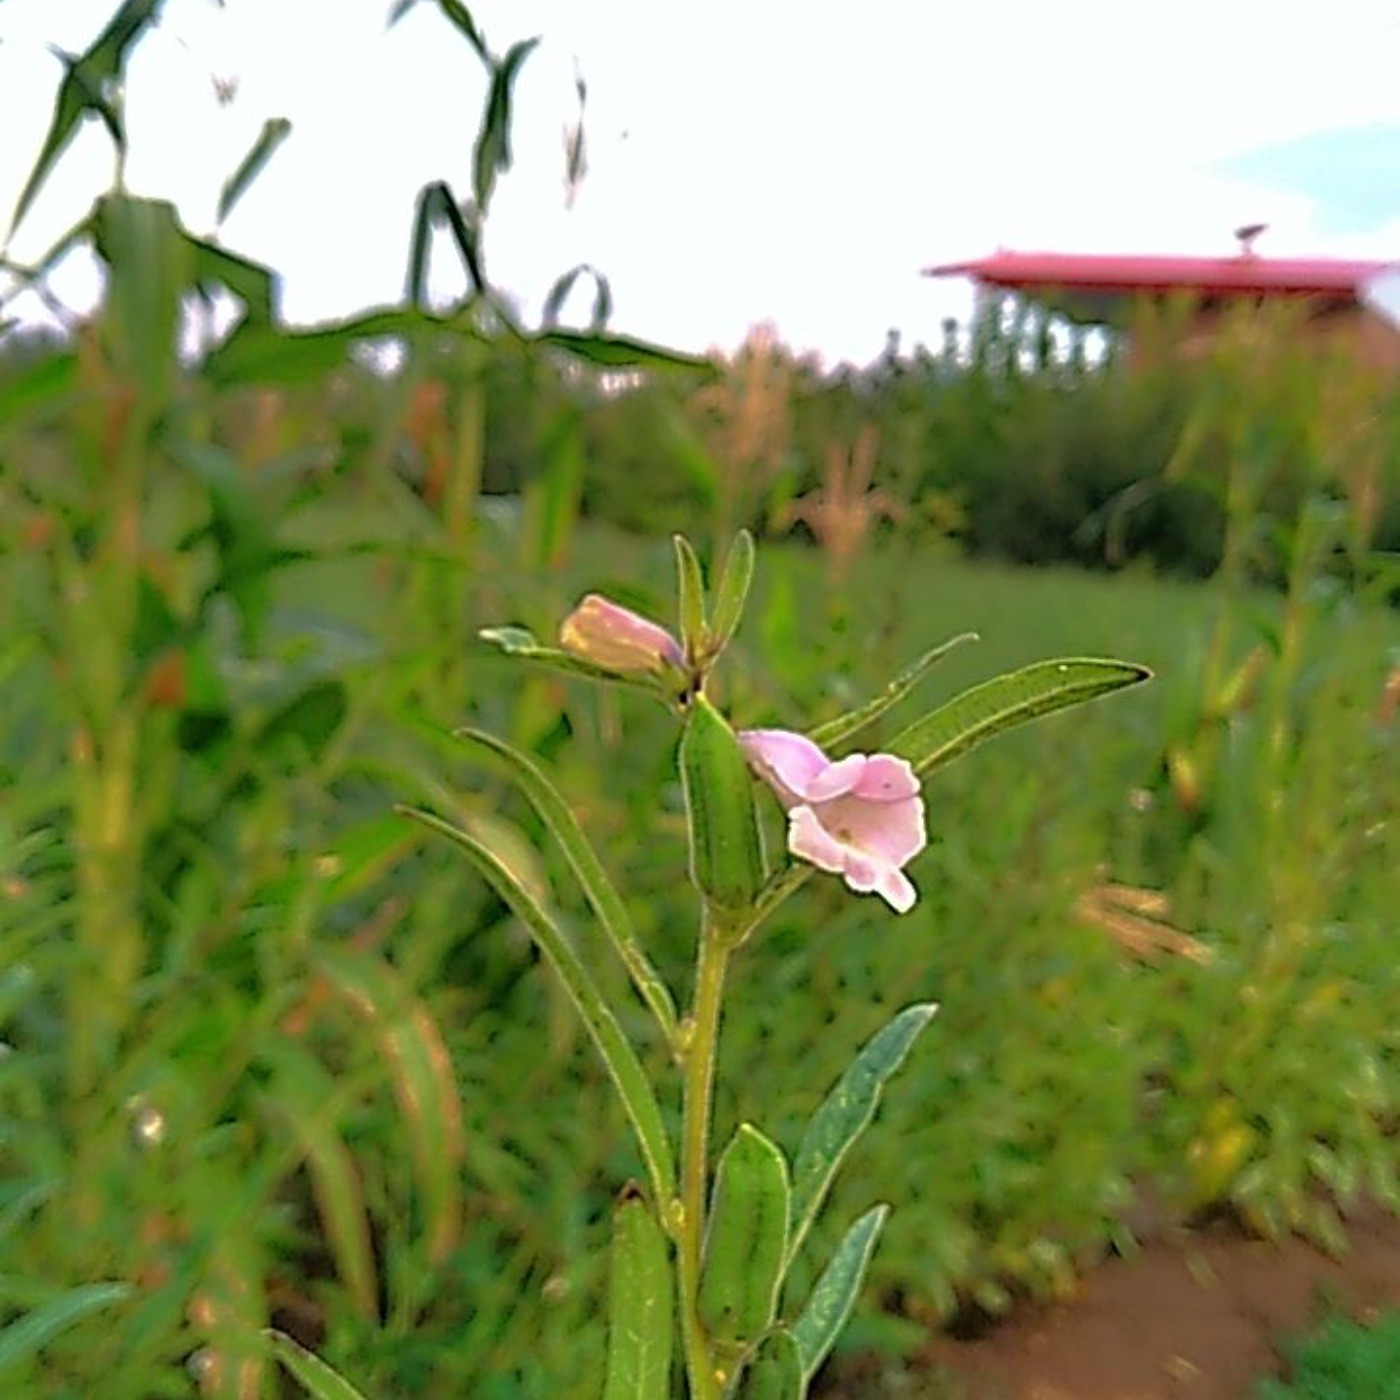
<box><xmin>740</xmin><ymin>730</ymin><xmax>927</xmax><ymax>913</ymax></box>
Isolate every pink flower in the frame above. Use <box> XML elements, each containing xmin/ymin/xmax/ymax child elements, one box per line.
<box><xmin>739</xmin><ymin>729</ymin><xmax>926</xmax><ymax>914</ymax></box>
<box><xmin>559</xmin><ymin>594</ymin><xmax>684</xmax><ymax>674</ymax></box>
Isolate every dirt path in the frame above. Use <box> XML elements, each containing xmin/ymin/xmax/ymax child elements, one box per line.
<box><xmin>825</xmin><ymin>1206</ymin><xmax>1400</xmax><ymax>1399</ymax></box>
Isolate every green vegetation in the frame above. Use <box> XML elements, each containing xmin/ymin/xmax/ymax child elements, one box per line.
<box><xmin>1260</xmin><ymin>1312</ymin><xmax>1400</xmax><ymax>1400</ymax></box>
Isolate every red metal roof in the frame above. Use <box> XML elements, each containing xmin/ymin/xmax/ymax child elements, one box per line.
<box><xmin>926</xmin><ymin>250</ymin><xmax>1396</xmax><ymax>304</ymax></box>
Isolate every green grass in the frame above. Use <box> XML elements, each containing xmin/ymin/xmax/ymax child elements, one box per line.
<box><xmin>1259</xmin><ymin>1311</ymin><xmax>1400</xmax><ymax>1400</ymax></box>
<box><xmin>3</xmin><ymin>477</ymin><xmax>1399</xmax><ymax>1396</ymax></box>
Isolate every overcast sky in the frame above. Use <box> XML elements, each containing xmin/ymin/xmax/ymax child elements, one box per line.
<box><xmin>2</xmin><ymin>0</ymin><xmax>1399</xmax><ymax>364</ymax></box>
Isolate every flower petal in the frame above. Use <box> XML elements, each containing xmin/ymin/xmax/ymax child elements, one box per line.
<box><xmin>804</xmin><ymin>753</ymin><xmax>869</xmax><ymax>802</ymax></box>
<box><xmin>850</xmin><ymin>753</ymin><xmax>920</xmax><ymax>802</ymax></box>
<box><xmin>814</xmin><ymin>792</ymin><xmax>927</xmax><ymax>867</ymax></box>
<box><xmin>874</xmin><ymin>865</ymin><xmax>917</xmax><ymax>914</ymax></box>
<box><xmin>740</xmin><ymin>729</ymin><xmax>831</xmax><ymax>808</ymax></box>
<box><xmin>787</xmin><ymin>805</ymin><xmax>848</xmax><ymax>874</ymax></box>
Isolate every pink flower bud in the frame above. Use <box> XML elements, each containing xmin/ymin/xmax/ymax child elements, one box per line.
<box><xmin>739</xmin><ymin>729</ymin><xmax>926</xmax><ymax>914</ymax></box>
<box><xmin>559</xmin><ymin>594</ymin><xmax>684</xmax><ymax>674</ymax></box>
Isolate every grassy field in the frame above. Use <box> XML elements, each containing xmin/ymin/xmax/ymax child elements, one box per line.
<box><xmin>4</xmin><ymin>478</ymin><xmax>1399</xmax><ymax>1396</ymax></box>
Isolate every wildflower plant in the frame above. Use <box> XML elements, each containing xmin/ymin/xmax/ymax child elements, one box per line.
<box><xmin>397</xmin><ymin>532</ymin><xmax>1149</xmax><ymax>1400</ymax></box>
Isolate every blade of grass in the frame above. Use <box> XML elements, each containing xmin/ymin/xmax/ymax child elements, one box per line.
<box><xmin>400</xmin><ymin>804</ymin><xmax>677</xmax><ymax>1204</ymax></box>
<box><xmin>316</xmin><ymin>946</ymin><xmax>465</xmax><ymax>1266</ymax></box>
<box><xmin>268</xmin><ymin>1331</ymin><xmax>374</xmax><ymax>1400</ymax></box>
<box><xmin>0</xmin><ymin>1282</ymin><xmax>131</xmax><ymax>1375</ymax></box>
<box><xmin>454</xmin><ymin>727</ymin><xmax>680</xmax><ymax>1047</ymax></box>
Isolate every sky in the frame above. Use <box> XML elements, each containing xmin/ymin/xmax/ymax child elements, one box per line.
<box><xmin>1</xmin><ymin>0</ymin><xmax>1399</xmax><ymax>365</ymax></box>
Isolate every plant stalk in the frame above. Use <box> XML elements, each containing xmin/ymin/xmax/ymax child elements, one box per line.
<box><xmin>677</xmin><ymin>908</ymin><xmax>734</xmax><ymax>1400</ymax></box>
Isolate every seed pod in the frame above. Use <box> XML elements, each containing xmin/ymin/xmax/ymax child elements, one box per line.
<box><xmin>680</xmin><ymin>696</ymin><xmax>765</xmax><ymax>911</ymax></box>
<box><xmin>699</xmin><ymin>1123</ymin><xmax>791</xmax><ymax>1347</ymax></box>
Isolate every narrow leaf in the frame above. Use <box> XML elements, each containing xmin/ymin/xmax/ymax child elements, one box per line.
<box><xmin>789</xmin><ymin>1206</ymin><xmax>889</xmax><ymax>1384</ymax></box>
<box><xmin>407</xmin><ymin>181</ymin><xmax>485</xmax><ymax>306</ymax></box>
<box><xmin>0</xmin><ymin>351</ymin><xmax>78</xmax><ymax>424</ymax></box>
<box><xmin>0</xmin><ymin>1282</ymin><xmax>131</xmax><ymax>1375</ymax></box>
<box><xmin>542</xmin><ymin>262</ymin><xmax>613</xmax><ymax>331</ymax></box>
<box><xmin>734</xmin><ymin>1328</ymin><xmax>804</xmax><ymax>1400</ymax></box>
<box><xmin>473</xmin><ymin>37</ymin><xmax>540</xmax><ymax>212</ymax></box>
<box><xmin>217</xmin><ymin>116</ymin><xmax>292</xmax><ymax>225</ymax></box>
<box><xmin>534</xmin><ymin>328</ymin><xmax>713</xmax><ymax>373</ymax></box>
<box><xmin>454</xmin><ymin>727</ymin><xmax>679</xmax><ymax>1045</ymax></box>
<box><xmin>673</xmin><ymin>535</ymin><xmax>707</xmax><ymax>661</ymax></box>
<box><xmin>263</xmin><ymin>1046</ymin><xmax>378</xmax><ymax>1318</ymax></box>
<box><xmin>890</xmin><ymin>657</ymin><xmax>1152</xmax><ymax>778</ymax></box>
<box><xmin>268</xmin><ymin>1331</ymin><xmax>373</xmax><ymax>1400</ymax></box>
<box><xmin>8</xmin><ymin>0</ymin><xmax>163</xmax><ymax>237</ymax></box>
<box><xmin>400</xmin><ymin>805</ymin><xmax>677</xmax><ymax>1203</ymax></box>
<box><xmin>788</xmin><ymin>1004</ymin><xmax>936</xmax><ymax>1264</ymax></box>
<box><xmin>808</xmin><ymin>634</ymin><xmax>979</xmax><ymax>751</ymax></box>
<box><xmin>602</xmin><ymin>1186</ymin><xmax>673</xmax><ymax>1400</ymax></box>
<box><xmin>709</xmin><ymin>530</ymin><xmax>755</xmax><ymax>658</ymax></box>
<box><xmin>316</xmin><ymin>947</ymin><xmax>464</xmax><ymax>1266</ymax></box>
<box><xmin>413</xmin><ymin>0</ymin><xmax>489</xmax><ymax>60</ymax></box>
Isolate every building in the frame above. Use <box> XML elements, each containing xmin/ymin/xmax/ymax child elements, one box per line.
<box><xmin>926</xmin><ymin>236</ymin><xmax>1400</xmax><ymax>373</ymax></box>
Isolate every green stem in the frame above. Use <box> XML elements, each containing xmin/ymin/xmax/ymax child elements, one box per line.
<box><xmin>677</xmin><ymin>910</ymin><xmax>733</xmax><ymax>1400</ymax></box>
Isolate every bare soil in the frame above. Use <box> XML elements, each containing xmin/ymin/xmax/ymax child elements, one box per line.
<box><xmin>823</xmin><ymin>1205</ymin><xmax>1400</xmax><ymax>1399</ymax></box>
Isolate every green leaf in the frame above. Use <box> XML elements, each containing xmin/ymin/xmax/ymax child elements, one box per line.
<box><xmin>268</xmin><ymin>1331</ymin><xmax>374</xmax><ymax>1400</ymax></box>
<box><xmin>407</xmin><ymin>180</ymin><xmax>486</xmax><ymax>305</ymax></box>
<box><xmin>534</xmin><ymin>328</ymin><xmax>714</xmax><ymax>373</ymax></box>
<box><xmin>673</xmin><ymin>534</ymin><xmax>707</xmax><ymax>661</ymax></box>
<box><xmin>477</xmin><ymin>625</ymin><xmax>671</xmax><ymax>696</ymax></box>
<box><xmin>542</xmin><ymin>262</ymin><xmax>613</xmax><ymax>331</ymax></box>
<box><xmin>0</xmin><ymin>350</ymin><xmax>77</xmax><ymax>425</ymax></box>
<box><xmin>258</xmin><ymin>680</ymin><xmax>347</xmax><ymax>762</ymax></box>
<box><xmin>8</xmin><ymin>0</ymin><xmax>162</xmax><ymax>238</ymax></box>
<box><xmin>734</xmin><ymin>1328</ymin><xmax>804</xmax><ymax>1400</ymax></box>
<box><xmin>188</xmin><ymin>234</ymin><xmax>277</xmax><ymax>328</ymax></box>
<box><xmin>202</xmin><ymin>307</ymin><xmax>435</xmax><ymax>388</ymax></box>
<box><xmin>0</xmin><ymin>1282</ymin><xmax>131</xmax><ymax>1375</ymax></box>
<box><xmin>454</xmin><ymin>727</ymin><xmax>679</xmax><ymax>1045</ymax></box>
<box><xmin>788</xmin><ymin>1004</ymin><xmax>936</xmax><ymax>1264</ymax></box>
<box><xmin>808</xmin><ymin>633</ymin><xmax>979</xmax><ymax>751</ymax></box>
<box><xmin>262</xmin><ymin>1046</ymin><xmax>378</xmax><ymax>1319</ymax></box>
<box><xmin>523</xmin><ymin>404</ymin><xmax>585</xmax><ymax>567</ymax></box>
<box><xmin>217</xmin><ymin>116</ymin><xmax>292</xmax><ymax>225</ymax></box>
<box><xmin>890</xmin><ymin>657</ymin><xmax>1152</xmax><ymax>778</ymax></box>
<box><xmin>699</xmin><ymin>1124</ymin><xmax>791</xmax><ymax>1346</ymax></box>
<box><xmin>473</xmin><ymin>37</ymin><xmax>540</xmax><ymax>214</ymax></box>
<box><xmin>709</xmin><ymin>530</ymin><xmax>755</xmax><ymax>659</ymax></box>
<box><xmin>393</xmin><ymin>0</ymin><xmax>488</xmax><ymax>64</ymax></box>
<box><xmin>399</xmin><ymin>805</ymin><xmax>677</xmax><ymax>1204</ymax></box>
<box><xmin>92</xmin><ymin>195</ymin><xmax>191</xmax><ymax>404</ymax></box>
<box><xmin>602</xmin><ymin>1186</ymin><xmax>673</xmax><ymax>1400</ymax></box>
<box><xmin>789</xmin><ymin>1205</ymin><xmax>889</xmax><ymax>1384</ymax></box>
<box><xmin>315</xmin><ymin>947</ymin><xmax>464</xmax><ymax>1266</ymax></box>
